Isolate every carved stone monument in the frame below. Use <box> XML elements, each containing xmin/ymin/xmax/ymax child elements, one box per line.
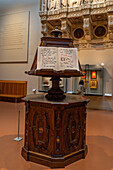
<box><xmin>39</xmin><ymin>0</ymin><xmax>113</xmax><ymax>49</ymax></box>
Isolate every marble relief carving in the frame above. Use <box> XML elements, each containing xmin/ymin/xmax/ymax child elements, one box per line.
<box><xmin>39</xmin><ymin>0</ymin><xmax>113</xmax><ymax>49</ymax></box>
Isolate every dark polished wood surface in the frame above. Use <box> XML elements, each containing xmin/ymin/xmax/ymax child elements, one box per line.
<box><xmin>25</xmin><ymin>33</ymin><xmax>83</xmax><ymax>101</ymax></box>
<box><xmin>25</xmin><ymin>69</ymin><xmax>83</xmax><ymax>101</ymax></box>
<box><xmin>23</xmin><ymin>93</ymin><xmax>89</xmax><ymax>104</ymax></box>
<box><xmin>26</xmin><ymin>69</ymin><xmax>82</xmax><ymax>78</ymax></box>
<box><xmin>26</xmin><ymin>35</ymin><xmax>82</xmax><ymax>74</ymax></box>
<box><xmin>41</xmin><ymin>36</ymin><xmax>73</xmax><ymax>47</ymax></box>
<box><xmin>22</xmin><ymin>31</ymin><xmax>88</xmax><ymax>168</ymax></box>
<box><xmin>0</xmin><ymin>80</ymin><xmax>27</xmax><ymax>102</ymax></box>
<box><xmin>25</xmin><ymin>35</ymin><xmax>83</xmax><ymax>101</ymax></box>
<box><xmin>22</xmin><ymin>94</ymin><xmax>89</xmax><ymax>168</ymax></box>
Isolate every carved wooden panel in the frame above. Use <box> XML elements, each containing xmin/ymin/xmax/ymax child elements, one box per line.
<box><xmin>24</xmin><ymin>101</ymin><xmax>87</xmax><ymax>156</ymax></box>
<box><xmin>22</xmin><ymin>96</ymin><xmax>88</xmax><ymax>168</ymax></box>
<box><xmin>54</xmin><ymin>109</ymin><xmax>62</xmax><ymax>155</ymax></box>
<box><xmin>24</xmin><ymin>101</ymin><xmax>30</xmax><ymax>150</ymax></box>
<box><xmin>62</xmin><ymin>105</ymin><xmax>86</xmax><ymax>155</ymax></box>
<box><xmin>26</xmin><ymin>102</ymin><xmax>54</xmax><ymax>156</ymax></box>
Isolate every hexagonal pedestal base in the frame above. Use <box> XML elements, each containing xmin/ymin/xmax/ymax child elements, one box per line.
<box><xmin>22</xmin><ymin>94</ymin><xmax>89</xmax><ymax>168</ymax></box>
<box><xmin>22</xmin><ymin>145</ymin><xmax>88</xmax><ymax>168</ymax></box>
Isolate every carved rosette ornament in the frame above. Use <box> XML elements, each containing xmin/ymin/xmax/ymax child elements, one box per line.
<box><xmin>73</xmin><ymin>28</ymin><xmax>84</xmax><ymax>39</ymax></box>
<box><xmin>93</xmin><ymin>25</ymin><xmax>107</xmax><ymax>38</ymax></box>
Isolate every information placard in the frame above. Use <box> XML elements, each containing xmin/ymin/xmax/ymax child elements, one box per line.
<box><xmin>0</xmin><ymin>11</ymin><xmax>29</xmax><ymax>63</ymax></box>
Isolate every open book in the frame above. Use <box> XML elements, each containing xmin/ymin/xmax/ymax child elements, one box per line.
<box><xmin>37</xmin><ymin>47</ymin><xmax>79</xmax><ymax>71</ymax></box>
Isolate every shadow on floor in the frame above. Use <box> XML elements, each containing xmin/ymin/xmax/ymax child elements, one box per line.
<box><xmin>67</xmin><ymin>135</ymin><xmax>113</xmax><ymax>170</ymax></box>
<box><xmin>0</xmin><ymin>135</ymin><xmax>113</xmax><ymax>170</ymax></box>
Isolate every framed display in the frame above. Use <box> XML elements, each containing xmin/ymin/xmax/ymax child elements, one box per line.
<box><xmin>91</xmin><ymin>71</ymin><xmax>97</xmax><ymax>79</ymax></box>
<box><xmin>83</xmin><ymin>79</ymin><xmax>87</xmax><ymax>89</ymax></box>
<box><xmin>81</xmin><ymin>71</ymin><xmax>86</xmax><ymax>79</ymax></box>
<box><xmin>90</xmin><ymin>80</ymin><xmax>97</xmax><ymax>89</ymax></box>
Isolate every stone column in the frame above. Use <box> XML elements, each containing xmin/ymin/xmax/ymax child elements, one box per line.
<box><xmin>83</xmin><ymin>17</ymin><xmax>91</xmax><ymax>41</ymax></box>
<box><xmin>108</xmin><ymin>15</ymin><xmax>113</xmax><ymax>40</ymax></box>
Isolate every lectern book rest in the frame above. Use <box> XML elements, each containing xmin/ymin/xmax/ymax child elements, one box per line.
<box><xmin>22</xmin><ymin>28</ymin><xmax>89</xmax><ymax>168</ymax></box>
<box><xmin>37</xmin><ymin>47</ymin><xmax>79</xmax><ymax>71</ymax></box>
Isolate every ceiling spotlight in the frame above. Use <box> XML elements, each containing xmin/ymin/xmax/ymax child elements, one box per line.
<box><xmin>101</xmin><ymin>63</ymin><xmax>104</xmax><ymax>66</ymax></box>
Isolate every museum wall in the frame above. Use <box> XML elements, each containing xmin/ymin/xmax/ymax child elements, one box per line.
<box><xmin>0</xmin><ymin>2</ymin><xmax>42</xmax><ymax>94</ymax></box>
<box><xmin>79</xmin><ymin>49</ymin><xmax>113</xmax><ymax>111</ymax></box>
<box><xmin>0</xmin><ymin>1</ymin><xmax>113</xmax><ymax>110</ymax></box>
<box><xmin>79</xmin><ymin>48</ymin><xmax>113</xmax><ymax>95</ymax></box>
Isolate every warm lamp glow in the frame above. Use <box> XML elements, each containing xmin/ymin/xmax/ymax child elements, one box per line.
<box><xmin>101</xmin><ymin>63</ymin><xmax>104</xmax><ymax>66</ymax></box>
<box><xmin>91</xmin><ymin>71</ymin><xmax>96</xmax><ymax>79</ymax></box>
<box><xmin>81</xmin><ymin>71</ymin><xmax>86</xmax><ymax>79</ymax></box>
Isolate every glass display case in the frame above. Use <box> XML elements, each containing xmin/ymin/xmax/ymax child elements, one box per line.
<box><xmin>73</xmin><ymin>64</ymin><xmax>104</xmax><ymax>95</ymax></box>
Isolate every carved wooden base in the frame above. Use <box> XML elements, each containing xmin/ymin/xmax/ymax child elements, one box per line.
<box><xmin>22</xmin><ymin>145</ymin><xmax>88</xmax><ymax>168</ymax></box>
<box><xmin>22</xmin><ymin>94</ymin><xmax>89</xmax><ymax>168</ymax></box>
<box><xmin>45</xmin><ymin>88</ymin><xmax>66</xmax><ymax>101</ymax></box>
<box><xmin>45</xmin><ymin>77</ymin><xmax>66</xmax><ymax>101</ymax></box>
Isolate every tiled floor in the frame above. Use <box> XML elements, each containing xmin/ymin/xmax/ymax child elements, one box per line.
<box><xmin>0</xmin><ymin>101</ymin><xmax>113</xmax><ymax>170</ymax></box>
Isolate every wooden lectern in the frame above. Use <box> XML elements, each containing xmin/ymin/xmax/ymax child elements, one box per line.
<box><xmin>22</xmin><ymin>28</ymin><xmax>89</xmax><ymax>168</ymax></box>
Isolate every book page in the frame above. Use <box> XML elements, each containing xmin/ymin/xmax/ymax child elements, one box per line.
<box><xmin>37</xmin><ymin>47</ymin><xmax>58</xmax><ymax>70</ymax></box>
<box><xmin>58</xmin><ymin>48</ymin><xmax>79</xmax><ymax>70</ymax></box>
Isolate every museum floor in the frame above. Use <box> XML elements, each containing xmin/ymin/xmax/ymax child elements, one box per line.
<box><xmin>0</xmin><ymin>101</ymin><xmax>113</xmax><ymax>170</ymax></box>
